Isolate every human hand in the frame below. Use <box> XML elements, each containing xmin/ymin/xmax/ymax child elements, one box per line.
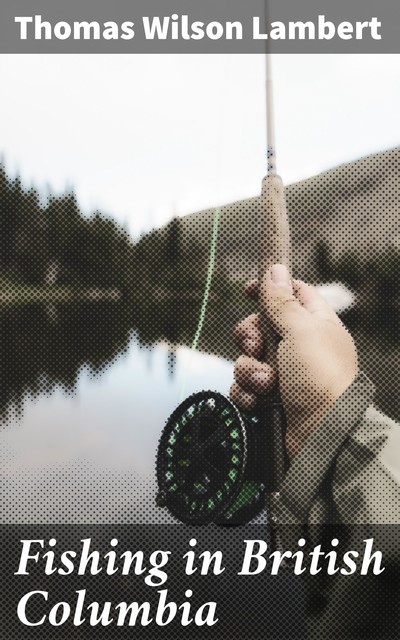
<box><xmin>230</xmin><ymin>264</ymin><xmax>359</xmax><ymax>459</ymax></box>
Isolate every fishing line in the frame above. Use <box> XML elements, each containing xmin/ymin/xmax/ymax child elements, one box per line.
<box><xmin>178</xmin><ymin>56</ymin><xmax>230</xmax><ymax>401</ymax></box>
<box><xmin>189</xmin><ymin>207</ymin><xmax>220</xmax><ymax>355</ymax></box>
<box><xmin>179</xmin><ymin>206</ymin><xmax>220</xmax><ymax>401</ymax></box>
<box><xmin>178</xmin><ymin>53</ymin><xmax>272</xmax><ymax>397</ymax></box>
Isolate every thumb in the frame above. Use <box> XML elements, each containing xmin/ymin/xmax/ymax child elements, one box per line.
<box><xmin>293</xmin><ymin>280</ymin><xmax>341</xmax><ymax>324</ymax></box>
<box><xmin>260</xmin><ymin>264</ymin><xmax>308</xmax><ymax>337</ymax></box>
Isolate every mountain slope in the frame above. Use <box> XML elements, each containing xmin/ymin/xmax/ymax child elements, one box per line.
<box><xmin>175</xmin><ymin>147</ymin><xmax>400</xmax><ymax>282</ymax></box>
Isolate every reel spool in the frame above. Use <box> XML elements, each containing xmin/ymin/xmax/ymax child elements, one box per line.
<box><xmin>156</xmin><ymin>391</ymin><xmax>270</xmax><ymax>525</ymax></box>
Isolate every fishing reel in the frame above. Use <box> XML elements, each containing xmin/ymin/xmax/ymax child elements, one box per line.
<box><xmin>156</xmin><ymin>391</ymin><xmax>276</xmax><ymax>525</ymax></box>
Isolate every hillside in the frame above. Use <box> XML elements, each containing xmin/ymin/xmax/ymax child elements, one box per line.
<box><xmin>171</xmin><ymin>147</ymin><xmax>400</xmax><ymax>284</ymax></box>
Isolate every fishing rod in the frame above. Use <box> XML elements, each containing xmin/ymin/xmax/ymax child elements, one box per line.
<box><xmin>259</xmin><ymin>53</ymin><xmax>291</xmax><ymax>542</ymax></box>
<box><xmin>156</xmin><ymin>54</ymin><xmax>291</xmax><ymax>527</ymax></box>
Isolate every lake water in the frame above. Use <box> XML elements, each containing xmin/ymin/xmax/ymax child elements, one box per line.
<box><xmin>1</xmin><ymin>300</ymin><xmax>398</xmax><ymax>523</ymax></box>
<box><xmin>0</xmin><ymin>303</ymin><xmax>235</xmax><ymax>523</ymax></box>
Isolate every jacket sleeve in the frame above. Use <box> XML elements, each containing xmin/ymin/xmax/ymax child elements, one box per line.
<box><xmin>276</xmin><ymin>372</ymin><xmax>400</xmax><ymax>526</ymax></box>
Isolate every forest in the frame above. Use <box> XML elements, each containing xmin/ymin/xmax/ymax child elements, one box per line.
<box><xmin>0</xmin><ymin>162</ymin><xmax>200</xmax><ymax>302</ymax></box>
<box><xmin>1</xmin><ymin>157</ymin><xmax>399</xmax><ymax>309</ymax></box>
<box><xmin>0</xmin><ymin>163</ymin><xmax>133</xmax><ymax>291</ymax></box>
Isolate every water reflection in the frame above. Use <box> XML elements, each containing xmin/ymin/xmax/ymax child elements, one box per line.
<box><xmin>0</xmin><ymin>299</ymin><xmax>398</xmax><ymax>522</ymax></box>
<box><xmin>2</xmin><ymin>303</ymin><xmax>132</xmax><ymax>421</ymax></box>
<box><xmin>0</xmin><ymin>302</ymin><xmax>234</xmax><ymax>522</ymax></box>
<box><xmin>2</xmin><ymin>299</ymin><xmax>399</xmax><ymax>421</ymax></box>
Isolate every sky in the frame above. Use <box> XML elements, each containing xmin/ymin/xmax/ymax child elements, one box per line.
<box><xmin>1</xmin><ymin>53</ymin><xmax>399</xmax><ymax>237</ymax></box>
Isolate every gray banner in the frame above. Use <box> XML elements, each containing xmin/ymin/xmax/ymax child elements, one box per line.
<box><xmin>1</xmin><ymin>0</ymin><xmax>398</xmax><ymax>53</ymax></box>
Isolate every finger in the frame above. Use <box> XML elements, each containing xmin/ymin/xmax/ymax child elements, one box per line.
<box><xmin>234</xmin><ymin>314</ymin><xmax>263</xmax><ymax>358</ymax></box>
<box><xmin>260</xmin><ymin>264</ymin><xmax>308</xmax><ymax>338</ymax></box>
<box><xmin>234</xmin><ymin>355</ymin><xmax>277</xmax><ymax>393</ymax></box>
<box><xmin>292</xmin><ymin>280</ymin><xmax>341</xmax><ymax>324</ymax></box>
<box><xmin>230</xmin><ymin>383</ymin><xmax>258</xmax><ymax>411</ymax></box>
<box><xmin>245</xmin><ymin>279</ymin><xmax>259</xmax><ymax>300</ymax></box>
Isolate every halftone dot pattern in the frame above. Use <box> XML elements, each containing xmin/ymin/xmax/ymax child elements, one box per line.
<box><xmin>1</xmin><ymin>146</ymin><xmax>400</xmax><ymax>638</ymax></box>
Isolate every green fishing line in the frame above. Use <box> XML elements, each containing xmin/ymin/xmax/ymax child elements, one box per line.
<box><xmin>190</xmin><ymin>207</ymin><xmax>220</xmax><ymax>352</ymax></box>
<box><xmin>180</xmin><ymin>207</ymin><xmax>220</xmax><ymax>400</ymax></box>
